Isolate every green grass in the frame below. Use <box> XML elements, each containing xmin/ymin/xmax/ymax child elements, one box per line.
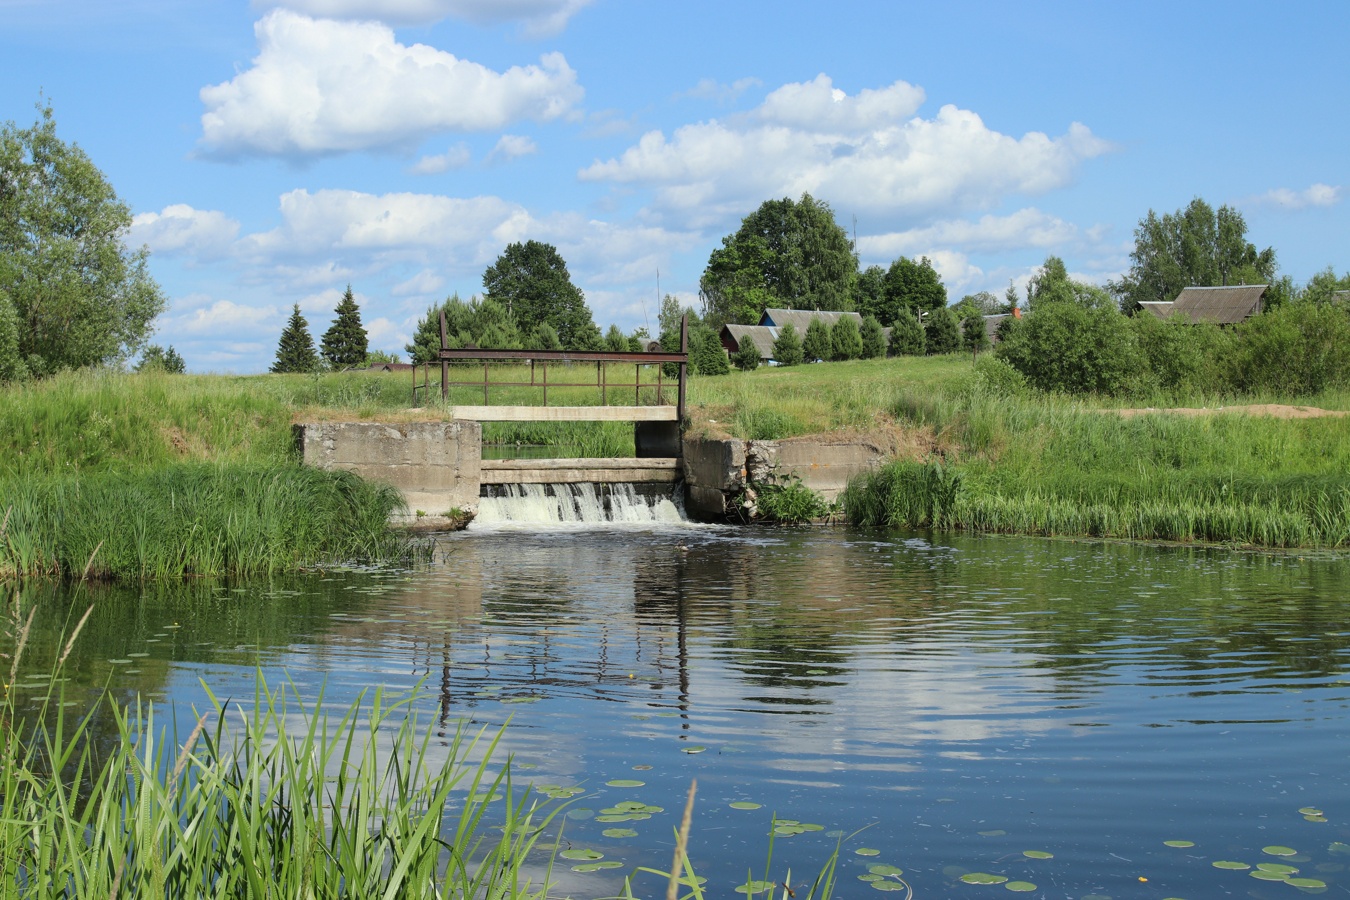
<box><xmin>1</xmin><ymin>464</ymin><xmax>412</xmax><ymax>580</ymax></box>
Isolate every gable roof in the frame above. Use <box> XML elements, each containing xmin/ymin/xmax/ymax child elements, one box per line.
<box><xmin>759</xmin><ymin>308</ymin><xmax>864</xmax><ymax>332</ymax></box>
<box><xmin>723</xmin><ymin>324</ymin><xmax>779</xmax><ymax>360</ymax></box>
<box><xmin>1144</xmin><ymin>285</ymin><xmax>1267</xmax><ymax>325</ymax></box>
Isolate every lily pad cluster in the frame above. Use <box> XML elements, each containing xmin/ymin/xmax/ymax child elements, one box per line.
<box><xmin>597</xmin><ymin>800</ymin><xmax>663</xmax><ymax>823</ymax></box>
<box><xmin>533</xmin><ymin>783</ymin><xmax>585</xmax><ymax>801</ymax></box>
<box><xmin>771</xmin><ymin>818</ymin><xmax>824</xmax><ymax>837</ymax></box>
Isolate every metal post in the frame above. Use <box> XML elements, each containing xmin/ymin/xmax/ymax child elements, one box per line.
<box><xmin>677</xmin><ymin>312</ymin><xmax>688</xmax><ymax>424</ymax></box>
<box><xmin>542</xmin><ymin>361</ymin><xmax>548</xmax><ymax>406</ymax></box>
<box><xmin>438</xmin><ymin>311</ymin><xmax>449</xmax><ymax>404</ymax></box>
<box><xmin>601</xmin><ymin>361</ymin><xmax>607</xmax><ymax>406</ymax></box>
<box><xmin>635</xmin><ymin>364</ymin><xmax>640</xmax><ymax>405</ymax></box>
<box><xmin>483</xmin><ymin>361</ymin><xmax>489</xmax><ymax>404</ymax></box>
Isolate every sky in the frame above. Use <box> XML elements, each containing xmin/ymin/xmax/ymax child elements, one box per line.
<box><xmin>2</xmin><ymin>0</ymin><xmax>1346</xmax><ymax>373</ymax></box>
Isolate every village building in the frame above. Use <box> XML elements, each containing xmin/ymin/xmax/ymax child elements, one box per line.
<box><xmin>1138</xmin><ymin>284</ymin><xmax>1267</xmax><ymax>325</ymax></box>
<box><xmin>719</xmin><ymin>308</ymin><xmax>882</xmax><ymax>362</ymax></box>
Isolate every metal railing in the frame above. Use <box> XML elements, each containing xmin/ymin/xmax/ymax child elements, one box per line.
<box><xmin>412</xmin><ymin>312</ymin><xmax>690</xmax><ymax>421</ymax></box>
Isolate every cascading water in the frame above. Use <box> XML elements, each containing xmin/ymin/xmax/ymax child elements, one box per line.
<box><xmin>472</xmin><ymin>483</ymin><xmax>687</xmax><ymax>526</ymax></box>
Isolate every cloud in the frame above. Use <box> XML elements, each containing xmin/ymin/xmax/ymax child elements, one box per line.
<box><xmin>580</xmin><ymin>73</ymin><xmax>1112</xmax><ymax>229</ymax></box>
<box><xmin>255</xmin><ymin>0</ymin><xmax>593</xmax><ymax>35</ymax></box>
<box><xmin>392</xmin><ymin>269</ymin><xmax>447</xmax><ymax>296</ymax></box>
<box><xmin>176</xmin><ymin>299</ymin><xmax>279</xmax><ymax>336</ymax></box>
<box><xmin>489</xmin><ymin>134</ymin><xmax>538</xmax><ymax>161</ymax></box>
<box><xmin>199</xmin><ymin>11</ymin><xmax>582</xmax><ymax>158</ymax></box>
<box><xmin>130</xmin><ymin>204</ymin><xmax>240</xmax><ymax>258</ymax></box>
<box><xmin>409</xmin><ymin>143</ymin><xmax>472</xmax><ymax>175</ymax></box>
<box><xmin>859</xmin><ymin>208</ymin><xmax>1081</xmax><ymax>259</ymax></box>
<box><xmin>1251</xmin><ymin>182</ymin><xmax>1342</xmax><ymax>210</ymax></box>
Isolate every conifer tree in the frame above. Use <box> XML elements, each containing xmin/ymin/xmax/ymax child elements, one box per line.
<box><xmin>802</xmin><ymin>317</ymin><xmax>831</xmax><ymax>362</ymax></box>
<box><xmin>321</xmin><ymin>285</ymin><xmax>369</xmax><ymax>369</ymax></box>
<box><xmin>732</xmin><ymin>339</ymin><xmax>761</xmax><ymax>371</ymax></box>
<box><xmin>860</xmin><ymin>315</ymin><xmax>886</xmax><ymax>359</ymax></box>
<box><xmin>272</xmin><ymin>303</ymin><xmax>318</xmax><ymax>373</ymax></box>
<box><xmin>888</xmin><ymin>311</ymin><xmax>926</xmax><ymax>356</ymax></box>
<box><xmin>831</xmin><ymin>316</ymin><xmax>863</xmax><ymax>360</ymax></box>
<box><xmin>772</xmin><ymin>321</ymin><xmax>804</xmax><ymax>366</ymax></box>
<box><xmin>924</xmin><ymin>306</ymin><xmax>960</xmax><ymax>355</ymax></box>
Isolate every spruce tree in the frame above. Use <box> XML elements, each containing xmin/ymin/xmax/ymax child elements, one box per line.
<box><xmin>690</xmin><ymin>325</ymin><xmax>730</xmax><ymax>376</ymax></box>
<box><xmin>732</xmin><ymin>339</ymin><xmax>761</xmax><ymax>371</ymax></box>
<box><xmin>860</xmin><ymin>315</ymin><xmax>886</xmax><ymax>359</ymax></box>
<box><xmin>961</xmin><ymin>314</ymin><xmax>990</xmax><ymax>360</ymax></box>
<box><xmin>272</xmin><ymin>303</ymin><xmax>318</xmax><ymax>373</ymax></box>
<box><xmin>888</xmin><ymin>311</ymin><xmax>926</xmax><ymax>356</ymax></box>
<box><xmin>321</xmin><ymin>285</ymin><xmax>369</xmax><ymax>369</ymax></box>
<box><xmin>924</xmin><ymin>307</ymin><xmax>960</xmax><ymax>355</ymax></box>
<box><xmin>772</xmin><ymin>322</ymin><xmax>804</xmax><ymax>366</ymax></box>
<box><xmin>831</xmin><ymin>316</ymin><xmax>863</xmax><ymax>360</ymax></box>
<box><xmin>802</xmin><ymin>317</ymin><xmax>831</xmax><ymax>362</ymax></box>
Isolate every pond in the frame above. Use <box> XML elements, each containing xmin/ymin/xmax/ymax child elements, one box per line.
<box><xmin>11</xmin><ymin>525</ymin><xmax>1350</xmax><ymax>898</ymax></box>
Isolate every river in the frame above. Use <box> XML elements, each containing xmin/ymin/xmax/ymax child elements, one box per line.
<box><xmin>11</xmin><ymin>524</ymin><xmax>1350</xmax><ymax>898</ymax></box>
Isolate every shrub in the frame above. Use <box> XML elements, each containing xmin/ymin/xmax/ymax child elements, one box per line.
<box><xmin>732</xmin><ymin>339</ymin><xmax>761</xmax><ymax>371</ymax></box>
<box><xmin>1232</xmin><ymin>301</ymin><xmax>1350</xmax><ymax>395</ymax></box>
<box><xmin>1129</xmin><ymin>314</ymin><xmax>1232</xmax><ymax>396</ymax></box>
<box><xmin>0</xmin><ymin>291</ymin><xmax>28</xmax><ymax>382</ymax></box>
<box><xmin>830</xmin><ymin>316</ymin><xmax>863</xmax><ymax>360</ymax></box>
<box><xmin>888</xmin><ymin>312</ymin><xmax>926</xmax><ymax>356</ymax></box>
<box><xmin>961</xmin><ymin>314</ymin><xmax>989</xmax><ymax>358</ymax></box>
<box><xmin>772</xmin><ymin>322</ymin><xmax>804</xmax><ymax>366</ymax></box>
<box><xmin>924</xmin><ymin>306</ymin><xmax>960</xmax><ymax>355</ymax></box>
<box><xmin>995</xmin><ymin>301</ymin><xmax>1146</xmax><ymax>395</ymax></box>
<box><xmin>690</xmin><ymin>325</ymin><xmax>730</xmax><ymax>376</ymax></box>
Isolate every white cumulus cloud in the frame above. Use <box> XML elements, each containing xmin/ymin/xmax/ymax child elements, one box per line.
<box><xmin>130</xmin><ymin>204</ymin><xmax>240</xmax><ymax>258</ymax></box>
<box><xmin>490</xmin><ymin>134</ymin><xmax>538</xmax><ymax>161</ymax></box>
<box><xmin>255</xmin><ymin>0</ymin><xmax>593</xmax><ymax>34</ymax></box>
<box><xmin>409</xmin><ymin>144</ymin><xmax>472</xmax><ymax>175</ymax></box>
<box><xmin>1253</xmin><ymin>182</ymin><xmax>1343</xmax><ymax>210</ymax></box>
<box><xmin>199</xmin><ymin>10</ymin><xmax>582</xmax><ymax>158</ymax></box>
<box><xmin>580</xmin><ymin>74</ymin><xmax>1111</xmax><ymax>229</ymax></box>
<box><xmin>859</xmin><ymin>208</ymin><xmax>1081</xmax><ymax>259</ymax></box>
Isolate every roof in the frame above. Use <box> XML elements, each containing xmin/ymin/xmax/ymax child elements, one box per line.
<box><xmin>722</xmin><ymin>324</ymin><xmax>779</xmax><ymax>360</ymax></box>
<box><xmin>1161</xmin><ymin>285</ymin><xmax>1267</xmax><ymax>325</ymax></box>
<box><xmin>759</xmin><ymin>308</ymin><xmax>864</xmax><ymax>332</ymax></box>
<box><xmin>983</xmin><ymin>314</ymin><xmax>1009</xmax><ymax>343</ymax></box>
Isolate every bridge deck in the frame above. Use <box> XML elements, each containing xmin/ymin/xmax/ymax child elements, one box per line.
<box><xmin>480</xmin><ymin>457</ymin><xmax>682</xmax><ymax>484</ymax></box>
<box><xmin>449</xmin><ymin>405</ymin><xmax>678</xmax><ymax>422</ymax></box>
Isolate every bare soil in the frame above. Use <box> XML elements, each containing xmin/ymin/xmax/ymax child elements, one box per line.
<box><xmin>1110</xmin><ymin>404</ymin><xmax>1348</xmax><ymax>419</ymax></box>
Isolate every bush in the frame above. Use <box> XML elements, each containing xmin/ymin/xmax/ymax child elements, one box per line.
<box><xmin>1232</xmin><ymin>301</ymin><xmax>1350</xmax><ymax>395</ymax></box>
<box><xmin>772</xmin><ymin>322</ymin><xmax>804</xmax><ymax>366</ymax></box>
<box><xmin>995</xmin><ymin>301</ymin><xmax>1146</xmax><ymax>395</ymax></box>
<box><xmin>924</xmin><ymin>307</ymin><xmax>960</xmax><ymax>355</ymax></box>
<box><xmin>830</xmin><ymin>316</ymin><xmax>863</xmax><ymax>360</ymax></box>
<box><xmin>0</xmin><ymin>291</ymin><xmax>27</xmax><ymax>382</ymax></box>
<box><xmin>732</xmin><ymin>339</ymin><xmax>761</xmax><ymax>371</ymax></box>
<box><xmin>690</xmin><ymin>325</ymin><xmax>730</xmax><ymax>376</ymax></box>
<box><xmin>888</xmin><ymin>312</ymin><xmax>926</xmax><ymax>356</ymax></box>
<box><xmin>1129</xmin><ymin>314</ymin><xmax>1232</xmax><ymax>396</ymax></box>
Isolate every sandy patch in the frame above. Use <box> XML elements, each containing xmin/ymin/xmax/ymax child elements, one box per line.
<box><xmin>1109</xmin><ymin>404</ymin><xmax>1348</xmax><ymax>419</ymax></box>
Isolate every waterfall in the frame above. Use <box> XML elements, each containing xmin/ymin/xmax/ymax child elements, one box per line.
<box><xmin>472</xmin><ymin>483</ymin><xmax>687</xmax><ymax>527</ymax></box>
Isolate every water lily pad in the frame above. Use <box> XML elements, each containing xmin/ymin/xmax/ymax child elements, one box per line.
<box><xmin>682</xmin><ymin>745</ymin><xmax>707</xmax><ymax>754</ymax></box>
<box><xmin>734</xmin><ymin>880</ymin><xmax>775</xmax><ymax>895</ymax></box>
<box><xmin>871</xmin><ymin>881</ymin><xmax>907</xmax><ymax>892</ymax></box>
<box><xmin>1305</xmin><ymin>815</ymin><xmax>1329</xmax><ymax>823</ymax></box>
<box><xmin>978</xmin><ymin>830</ymin><xmax>1007</xmax><ymax>837</ymax></box>
<box><xmin>1330</xmin><ymin>842</ymin><xmax>1350</xmax><ymax>855</ymax></box>
<box><xmin>1263</xmin><ymin>846</ymin><xmax>1298</xmax><ymax>857</ymax></box>
<box><xmin>560</xmin><ymin>849</ymin><xmax>603</xmax><ymax>861</ymax></box>
<box><xmin>601</xmin><ymin>828</ymin><xmax>637</xmax><ymax>838</ymax></box>
<box><xmin>1286</xmin><ymin>877</ymin><xmax>1327</xmax><ymax>888</ymax></box>
<box><xmin>633</xmin><ymin>764</ymin><xmax>653</xmax><ymax>770</ymax></box>
<box><xmin>1163</xmin><ymin>840</ymin><xmax>1195</xmax><ymax>848</ymax></box>
<box><xmin>1004</xmin><ymin>883</ymin><xmax>1036</xmax><ymax>893</ymax></box>
<box><xmin>606</xmin><ymin>779</ymin><xmax>645</xmax><ymax>787</ymax></box>
<box><xmin>1258</xmin><ymin>864</ymin><xmax>1299</xmax><ymax>875</ymax></box>
<box><xmin>869</xmin><ymin>864</ymin><xmax>904</xmax><ymax>877</ymax></box>
<box><xmin>1299</xmin><ymin>807</ymin><xmax>1324</xmax><ymax>817</ymax></box>
<box><xmin>572</xmin><ymin>861</ymin><xmax>623</xmax><ymax>873</ymax></box>
<box><xmin>855</xmin><ymin>848</ymin><xmax>881</xmax><ymax>857</ymax></box>
<box><xmin>1250</xmin><ymin>870</ymin><xmax>1289</xmax><ymax>882</ymax></box>
<box><xmin>1213</xmin><ymin>860</ymin><xmax>1250</xmax><ymax>870</ymax></box>
<box><xmin>565</xmin><ymin>808</ymin><xmax>594</xmax><ymax>820</ymax></box>
<box><xmin>1022</xmin><ymin>850</ymin><xmax>1053</xmax><ymax>859</ymax></box>
<box><xmin>858</xmin><ymin>874</ymin><xmax>883</xmax><ymax>882</ymax></box>
<box><xmin>961</xmin><ymin>873</ymin><xmax>1008</xmax><ymax>885</ymax></box>
<box><xmin>730</xmin><ymin>801</ymin><xmax>762</xmax><ymax>810</ymax></box>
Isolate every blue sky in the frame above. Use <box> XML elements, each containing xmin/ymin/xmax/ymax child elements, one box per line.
<box><xmin>3</xmin><ymin>0</ymin><xmax>1345</xmax><ymax>372</ymax></box>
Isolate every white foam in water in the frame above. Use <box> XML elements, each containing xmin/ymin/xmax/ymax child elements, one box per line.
<box><xmin>472</xmin><ymin>482</ymin><xmax>689</xmax><ymax>528</ymax></box>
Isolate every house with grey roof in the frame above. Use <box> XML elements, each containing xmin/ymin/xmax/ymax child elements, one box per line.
<box><xmin>1138</xmin><ymin>284</ymin><xmax>1267</xmax><ymax>325</ymax></box>
<box><xmin>719</xmin><ymin>308</ymin><xmax>887</xmax><ymax>362</ymax></box>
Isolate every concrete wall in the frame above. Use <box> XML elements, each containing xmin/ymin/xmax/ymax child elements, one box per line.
<box><xmin>682</xmin><ymin>435</ymin><xmax>886</xmax><ymax>521</ymax></box>
<box><xmin>295</xmin><ymin>421</ymin><xmax>481</xmax><ymax>517</ymax></box>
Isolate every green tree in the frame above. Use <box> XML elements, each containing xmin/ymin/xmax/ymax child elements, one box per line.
<box><xmin>271</xmin><ymin>304</ymin><xmax>318</xmax><ymax>373</ymax></box>
<box><xmin>482</xmin><ymin>240</ymin><xmax>600</xmax><ymax>349</ymax></box>
<box><xmin>961</xmin><ymin>314</ymin><xmax>989</xmax><ymax>360</ymax></box>
<box><xmin>732</xmin><ymin>339</ymin><xmax>761</xmax><ymax>371</ymax></box>
<box><xmin>1110</xmin><ymin>198</ymin><xmax>1278</xmax><ymax>314</ymax></box>
<box><xmin>0</xmin><ymin>102</ymin><xmax>165</xmax><ymax>377</ymax></box>
<box><xmin>802</xmin><ymin>317</ymin><xmax>832</xmax><ymax>362</ymax></box>
<box><xmin>0</xmin><ymin>291</ymin><xmax>27</xmax><ymax>381</ymax></box>
<box><xmin>528</xmin><ymin>321</ymin><xmax>563</xmax><ymax>350</ymax></box>
<box><xmin>830</xmin><ymin>315</ymin><xmax>863</xmax><ymax>360</ymax></box>
<box><xmin>860</xmin><ymin>315</ymin><xmax>886</xmax><ymax>359</ymax></box>
<box><xmin>700</xmin><ymin>193</ymin><xmax>856</xmax><ymax>328</ymax></box>
<box><xmin>954</xmin><ymin>291</ymin><xmax>1001</xmax><ymax>319</ymax></box>
<box><xmin>923</xmin><ymin>307</ymin><xmax>960</xmax><ymax>355</ymax></box>
<box><xmin>880</xmin><ymin>256</ymin><xmax>947</xmax><ymax>324</ymax></box>
<box><xmin>1301</xmin><ymin>266</ymin><xmax>1350</xmax><ymax>305</ymax></box>
<box><xmin>320</xmin><ymin>284</ymin><xmax>369</xmax><ymax>369</ymax></box>
<box><xmin>468</xmin><ymin>296</ymin><xmax>522</xmax><ymax>349</ymax></box>
<box><xmin>365</xmin><ymin>348</ymin><xmax>401</xmax><ymax>365</ymax></box>
<box><xmin>1004</xmin><ymin>281</ymin><xmax>1021</xmax><ymax>314</ymax></box>
<box><xmin>135</xmin><ymin>344</ymin><xmax>186</xmax><ymax>373</ymax></box>
<box><xmin>604</xmin><ymin>323</ymin><xmax>628</xmax><ymax>353</ymax></box>
<box><xmin>1231</xmin><ymin>301</ymin><xmax>1350</xmax><ymax>395</ymax></box>
<box><xmin>772</xmin><ymin>322</ymin><xmax>804</xmax><ymax>366</ymax></box>
<box><xmin>690</xmin><ymin>324</ymin><xmax>729</xmax><ymax>376</ymax></box>
<box><xmin>888</xmin><ymin>311</ymin><xmax>925</xmax><ymax>356</ymax></box>
<box><xmin>853</xmin><ymin>265</ymin><xmax>887</xmax><ymax>321</ymax></box>
<box><xmin>995</xmin><ymin>302</ymin><xmax>1146</xmax><ymax>395</ymax></box>
<box><xmin>1026</xmin><ymin>256</ymin><xmax>1114</xmax><ymax>310</ymax></box>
